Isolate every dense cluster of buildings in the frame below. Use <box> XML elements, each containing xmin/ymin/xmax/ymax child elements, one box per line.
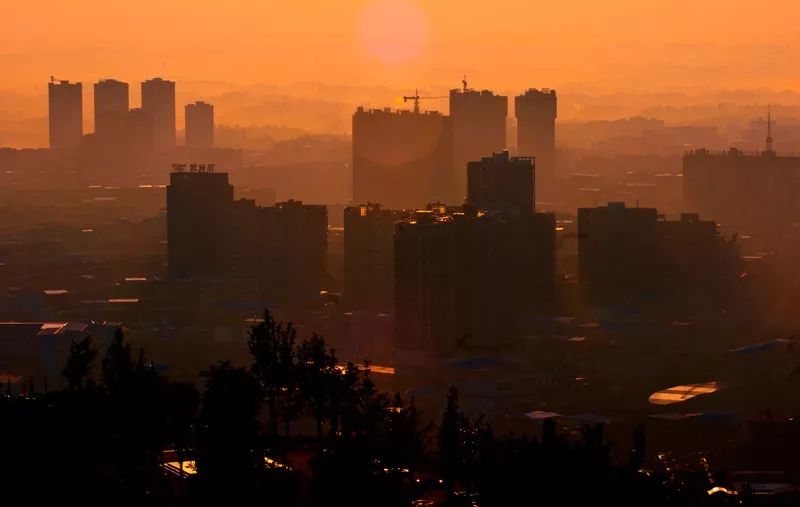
<box><xmin>167</xmin><ymin>170</ymin><xmax>327</xmax><ymax>306</ymax></box>
<box><xmin>683</xmin><ymin>147</ymin><xmax>800</xmax><ymax>241</ymax></box>
<box><xmin>578</xmin><ymin>203</ymin><xmax>739</xmax><ymax>311</ymax></box>
<box><xmin>12</xmin><ymin>76</ymin><xmax>786</xmax><ymax>388</ymax></box>
<box><xmin>49</xmin><ymin>77</ymin><xmax>214</xmax><ymax>152</ymax></box>
<box><xmin>352</xmin><ymin>83</ymin><xmax>557</xmax><ymax>207</ymax></box>
<box><xmin>39</xmin><ymin>77</ymin><xmax>238</xmax><ymax>186</ymax></box>
<box><xmin>164</xmin><ymin>84</ymin><xmax>767</xmax><ymax>370</ymax></box>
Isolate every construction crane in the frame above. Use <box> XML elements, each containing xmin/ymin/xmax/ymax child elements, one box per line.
<box><xmin>403</xmin><ymin>89</ymin><xmax>447</xmax><ymax>113</ymax></box>
<box><xmin>766</xmin><ymin>105</ymin><xmax>774</xmax><ymax>153</ymax></box>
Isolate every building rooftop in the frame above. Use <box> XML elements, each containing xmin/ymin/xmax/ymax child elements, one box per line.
<box><xmin>354</xmin><ymin>106</ymin><xmax>445</xmax><ymax>117</ymax></box>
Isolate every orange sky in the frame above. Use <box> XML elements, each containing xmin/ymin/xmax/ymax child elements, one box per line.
<box><xmin>2</xmin><ymin>0</ymin><xmax>800</xmax><ymax>147</ymax></box>
<box><xmin>3</xmin><ymin>0</ymin><xmax>799</xmax><ymax>93</ymax></box>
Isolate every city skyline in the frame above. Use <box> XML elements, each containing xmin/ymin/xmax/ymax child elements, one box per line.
<box><xmin>7</xmin><ymin>3</ymin><xmax>800</xmax><ymax>504</ymax></box>
<box><xmin>4</xmin><ymin>0</ymin><xmax>800</xmax><ymax>148</ymax></box>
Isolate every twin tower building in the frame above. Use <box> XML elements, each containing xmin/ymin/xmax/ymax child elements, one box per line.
<box><xmin>352</xmin><ymin>86</ymin><xmax>557</xmax><ymax>208</ymax></box>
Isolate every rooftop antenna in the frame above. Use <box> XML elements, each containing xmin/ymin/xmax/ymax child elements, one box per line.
<box><xmin>766</xmin><ymin>105</ymin><xmax>774</xmax><ymax>153</ymax></box>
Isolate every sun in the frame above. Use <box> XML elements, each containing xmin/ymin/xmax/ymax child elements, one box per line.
<box><xmin>357</xmin><ymin>0</ymin><xmax>429</xmax><ymax>65</ymax></box>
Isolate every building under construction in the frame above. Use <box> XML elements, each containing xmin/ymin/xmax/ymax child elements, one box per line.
<box><xmin>352</xmin><ymin>107</ymin><xmax>453</xmax><ymax>209</ymax></box>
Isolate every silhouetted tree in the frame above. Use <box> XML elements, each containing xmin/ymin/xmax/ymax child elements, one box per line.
<box><xmin>102</xmin><ymin>327</ymin><xmax>134</xmax><ymax>392</ymax></box>
<box><xmin>381</xmin><ymin>394</ymin><xmax>430</xmax><ymax>468</ymax></box>
<box><xmin>439</xmin><ymin>386</ymin><xmax>463</xmax><ymax>498</ymax></box>
<box><xmin>195</xmin><ymin>361</ymin><xmax>261</xmax><ymax>506</ymax></box>
<box><xmin>329</xmin><ymin>360</ymin><xmax>359</xmax><ymax>439</ymax></box>
<box><xmin>62</xmin><ymin>336</ymin><xmax>97</xmax><ymax>391</ymax></box>
<box><xmin>297</xmin><ymin>332</ymin><xmax>337</xmax><ymax>440</ymax></box>
<box><xmin>248</xmin><ymin>309</ymin><xmax>297</xmax><ymax>439</ymax></box>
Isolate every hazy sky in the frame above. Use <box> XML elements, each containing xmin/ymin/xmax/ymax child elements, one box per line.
<box><xmin>2</xmin><ymin>0</ymin><xmax>800</xmax><ymax>147</ymax></box>
<box><xmin>3</xmin><ymin>0</ymin><xmax>800</xmax><ymax>93</ymax></box>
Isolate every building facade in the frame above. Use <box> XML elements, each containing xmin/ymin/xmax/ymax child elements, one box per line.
<box><xmin>48</xmin><ymin>80</ymin><xmax>83</xmax><ymax>149</ymax></box>
<box><xmin>167</xmin><ymin>171</ymin><xmax>234</xmax><ymax>279</ymax></box>
<box><xmin>260</xmin><ymin>200</ymin><xmax>328</xmax><ymax>304</ymax></box>
<box><xmin>683</xmin><ymin>148</ymin><xmax>800</xmax><ymax>239</ymax></box>
<box><xmin>467</xmin><ymin>151</ymin><xmax>535</xmax><ymax>215</ymax></box>
<box><xmin>185</xmin><ymin>101</ymin><xmax>214</xmax><ymax>148</ymax></box>
<box><xmin>141</xmin><ymin>77</ymin><xmax>176</xmax><ymax>150</ymax></box>
<box><xmin>516</xmin><ymin>89</ymin><xmax>557</xmax><ymax>193</ymax></box>
<box><xmin>578</xmin><ymin>202</ymin><xmax>738</xmax><ymax>310</ymax></box>
<box><xmin>93</xmin><ymin>79</ymin><xmax>129</xmax><ymax>138</ymax></box>
<box><xmin>352</xmin><ymin>107</ymin><xmax>453</xmax><ymax>208</ymax></box>
<box><xmin>395</xmin><ymin>208</ymin><xmax>555</xmax><ymax>361</ymax></box>
<box><xmin>450</xmin><ymin>87</ymin><xmax>508</xmax><ymax>200</ymax></box>
<box><xmin>344</xmin><ymin>203</ymin><xmax>404</xmax><ymax>312</ymax></box>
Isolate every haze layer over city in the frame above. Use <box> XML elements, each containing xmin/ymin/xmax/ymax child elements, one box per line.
<box><xmin>4</xmin><ymin>1</ymin><xmax>800</xmax><ymax>505</ymax></box>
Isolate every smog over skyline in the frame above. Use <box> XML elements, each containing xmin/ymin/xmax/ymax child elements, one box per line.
<box><xmin>6</xmin><ymin>1</ymin><xmax>800</xmax><ymax>506</ymax></box>
<box><xmin>4</xmin><ymin>0</ymin><xmax>800</xmax><ymax>147</ymax></box>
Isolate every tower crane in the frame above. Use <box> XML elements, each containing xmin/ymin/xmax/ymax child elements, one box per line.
<box><xmin>766</xmin><ymin>105</ymin><xmax>774</xmax><ymax>153</ymax></box>
<box><xmin>403</xmin><ymin>89</ymin><xmax>447</xmax><ymax>113</ymax></box>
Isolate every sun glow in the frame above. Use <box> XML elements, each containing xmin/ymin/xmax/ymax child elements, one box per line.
<box><xmin>358</xmin><ymin>0</ymin><xmax>428</xmax><ymax>64</ymax></box>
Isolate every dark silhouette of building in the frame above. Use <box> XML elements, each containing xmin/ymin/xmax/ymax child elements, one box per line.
<box><xmin>185</xmin><ymin>101</ymin><xmax>214</xmax><ymax>148</ymax></box>
<box><xmin>167</xmin><ymin>168</ymin><xmax>326</xmax><ymax>302</ymax></box>
<box><xmin>93</xmin><ymin>79</ymin><xmax>129</xmax><ymax>138</ymax></box>
<box><xmin>683</xmin><ymin>148</ymin><xmax>800</xmax><ymax>239</ymax></box>
<box><xmin>344</xmin><ymin>203</ymin><xmax>403</xmax><ymax>311</ymax></box>
<box><xmin>395</xmin><ymin>206</ymin><xmax>555</xmax><ymax>362</ymax></box>
<box><xmin>124</xmin><ymin>108</ymin><xmax>156</xmax><ymax>155</ymax></box>
<box><xmin>167</xmin><ymin>171</ymin><xmax>233</xmax><ymax>279</ymax></box>
<box><xmin>141</xmin><ymin>77</ymin><xmax>176</xmax><ymax>150</ymax></box>
<box><xmin>92</xmin><ymin>106</ymin><xmax>154</xmax><ymax>161</ymax></box>
<box><xmin>48</xmin><ymin>79</ymin><xmax>82</xmax><ymax>149</ymax></box>
<box><xmin>450</xmin><ymin>84</ymin><xmax>508</xmax><ymax>199</ymax></box>
<box><xmin>578</xmin><ymin>202</ymin><xmax>659</xmax><ymax>305</ymax></box>
<box><xmin>352</xmin><ymin>107</ymin><xmax>453</xmax><ymax>208</ymax></box>
<box><xmin>578</xmin><ymin>202</ymin><xmax>738</xmax><ymax>309</ymax></box>
<box><xmin>260</xmin><ymin>200</ymin><xmax>328</xmax><ymax>304</ymax></box>
<box><xmin>516</xmin><ymin>89</ymin><xmax>557</xmax><ymax>192</ymax></box>
<box><xmin>467</xmin><ymin>151</ymin><xmax>534</xmax><ymax>214</ymax></box>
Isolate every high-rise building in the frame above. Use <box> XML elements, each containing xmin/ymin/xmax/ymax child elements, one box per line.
<box><xmin>261</xmin><ymin>200</ymin><xmax>328</xmax><ymax>303</ymax></box>
<box><xmin>231</xmin><ymin>198</ymin><xmax>327</xmax><ymax>303</ymax></box>
<box><xmin>93</xmin><ymin>79</ymin><xmax>129</xmax><ymax>137</ymax></box>
<box><xmin>48</xmin><ymin>79</ymin><xmax>82</xmax><ymax>149</ymax></box>
<box><xmin>578</xmin><ymin>202</ymin><xmax>738</xmax><ymax>309</ymax></box>
<box><xmin>395</xmin><ymin>207</ymin><xmax>555</xmax><ymax>362</ymax></box>
<box><xmin>683</xmin><ymin>148</ymin><xmax>800</xmax><ymax>239</ymax></box>
<box><xmin>167</xmin><ymin>171</ymin><xmax>234</xmax><ymax>279</ymax></box>
<box><xmin>141</xmin><ymin>77</ymin><xmax>176</xmax><ymax>149</ymax></box>
<box><xmin>516</xmin><ymin>89</ymin><xmax>557</xmax><ymax>191</ymax></box>
<box><xmin>578</xmin><ymin>202</ymin><xmax>659</xmax><ymax>305</ymax></box>
<box><xmin>185</xmin><ymin>101</ymin><xmax>214</xmax><ymax>148</ymax></box>
<box><xmin>450</xmin><ymin>86</ymin><xmax>508</xmax><ymax>200</ymax></box>
<box><xmin>125</xmin><ymin>108</ymin><xmax>155</xmax><ymax>155</ymax></box>
<box><xmin>344</xmin><ymin>203</ymin><xmax>404</xmax><ymax>311</ymax></box>
<box><xmin>352</xmin><ymin>107</ymin><xmax>453</xmax><ymax>208</ymax></box>
<box><xmin>467</xmin><ymin>151</ymin><xmax>534</xmax><ymax>214</ymax></box>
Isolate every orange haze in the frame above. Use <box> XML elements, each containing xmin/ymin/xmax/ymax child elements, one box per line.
<box><xmin>2</xmin><ymin>0</ymin><xmax>800</xmax><ymax>145</ymax></box>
